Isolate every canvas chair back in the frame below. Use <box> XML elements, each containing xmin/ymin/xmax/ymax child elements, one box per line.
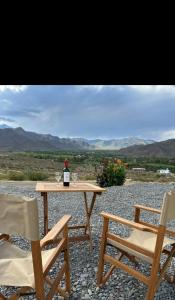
<box><xmin>159</xmin><ymin>191</ymin><xmax>175</xmax><ymax>226</ymax></box>
<box><xmin>0</xmin><ymin>194</ymin><xmax>39</xmax><ymax>240</ymax></box>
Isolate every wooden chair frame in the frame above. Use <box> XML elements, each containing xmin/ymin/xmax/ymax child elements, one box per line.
<box><xmin>0</xmin><ymin>215</ymin><xmax>71</xmax><ymax>300</ymax></box>
<box><xmin>97</xmin><ymin>209</ymin><xmax>175</xmax><ymax>300</ymax></box>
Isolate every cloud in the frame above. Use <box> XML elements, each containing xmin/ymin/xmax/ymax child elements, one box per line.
<box><xmin>0</xmin><ymin>85</ymin><xmax>28</xmax><ymax>93</ymax></box>
<box><xmin>159</xmin><ymin>130</ymin><xmax>175</xmax><ymax>141</ymax></box>
<box><xmin>128</xmin><ymin>85</ymin><xmax>175</xmax><ymax>94</ymax></box>
<box><xmin>0</xmin><ymin>117</ymin><xmax>16</xmax><ymax>123</ymax></box>
<box><xmin>76</xmin><ymin>85</ymin><xmax>104</xmax><ymax>92</ymax></box>
<box><xmin>0</xmin><ymin>116</ymin><xmax>18</xmax><ymax>127</ymax></box>
<box><xmin>0</xmin><ymin>85</ymin><xmax>175</xmax><ymax>141</ymax></box>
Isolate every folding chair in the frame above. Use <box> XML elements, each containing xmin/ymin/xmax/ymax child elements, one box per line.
<box><xmin>0</xmin><ymin>194</ymin><xmax>71</xmax><ymax>299</ymax></box>
<box><xmin>97</xmin><ymin>190</ymin><xmax>175</xmax><ymax>300</ymax></box>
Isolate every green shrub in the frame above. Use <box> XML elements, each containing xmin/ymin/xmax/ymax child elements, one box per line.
<box><xmin>8</xmin><ymin>171</ymin><xmax>25</xmax><ymax>181</ymax></box>
<box><xmin>96</xmin><ymin>159</ymin><xmax>126</xmax><ymax>187</ymax></box>
<box><xmin>26</xmin><ymin>170</ymin><xmax>48</xmax><ymax>181</ymax></box>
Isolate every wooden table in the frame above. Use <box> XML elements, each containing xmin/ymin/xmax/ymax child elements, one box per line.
<box><xmin>36</xmin><ymin>182</ymin><xmax>105</xmax><ymax>250</ymax></box>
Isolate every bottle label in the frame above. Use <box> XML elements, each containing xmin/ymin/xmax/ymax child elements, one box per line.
<box><xmin>64</xmin><ymin>172</ymin><xmax>70</xmax><ymax>182</ymax></box>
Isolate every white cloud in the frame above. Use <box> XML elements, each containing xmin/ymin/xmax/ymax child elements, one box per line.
<box><xmin>0</xmin><ymin>118</ymin><xmax>18</xmax><ymax>127</ymax></box>
<box><xmin>76</xmin><ymin>85</ymin><xmax>104</xmax><ymax>92</ymax></box>
<box><xmin>1</xmin><ymin>98</ymin><xmax>12</xmax><ymax>105</ymax></box>
<box><xmin>159</xmin><ymin>129</ymin><xmax>175</xmax><ymax>141</ymax></box>
<box><xmin>0</xmin><ymin>85</ymin><xmax>28</xmax><ymax>93</ymax></box>
<box><xmin>128</xmin><ymin>85</ymin><xmax>175</xmax><ymax>94</ymax></box>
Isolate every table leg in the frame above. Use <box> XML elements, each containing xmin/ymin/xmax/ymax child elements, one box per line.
<box><xmin>83</xmin><ymin>192</ymin><xmax>97</xmax><ymax>252</ymax></box>
<box><xmin>41</xmin><ymin>192</ymin><xmax>48</xmax><ymax>235</ymax></box>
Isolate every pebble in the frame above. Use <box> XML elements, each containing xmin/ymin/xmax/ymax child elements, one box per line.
<box><xmin>0</xmin><ymin>181</ymin><xmax>175</xmax><ymax>299</ymax></box>
<box><xmin>88</xmin><ymin>289</ymin><xmax>92</xmax><ymax>296</ymax></box>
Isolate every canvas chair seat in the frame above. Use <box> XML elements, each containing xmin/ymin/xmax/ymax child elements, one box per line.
<box><xmin>0</xmin><ymin>240</ymin><xmax>56</xmax><ymax>288</ymax></box>
<box><xmin>107</xmin><ymin>229</ymin><xmax>175</xmax><ymax>263</ymax></box>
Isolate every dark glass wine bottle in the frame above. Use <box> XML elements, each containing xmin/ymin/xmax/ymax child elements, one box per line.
<box><xmin>63</xmin><ymin>159</ymin><xmax>70</xmax><ymax>186</ymax></box>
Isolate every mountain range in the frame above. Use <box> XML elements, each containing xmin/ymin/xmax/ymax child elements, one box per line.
<box><xmin>0</xmin><ymin>127</ymin><xmax>91</xmax><ymax>151</ymax></box>
<box><xmin>0</xmin><ymin>126</ymin><xmax>174</xmax><ymax>158</ymax></box>
<box><xmin>73</xmin><ymin>137</ymin><xmax>154</xmax><ymax>150</ymax></box>
<box><xmin>0</xmin><ymin>126</ymin><xmax>154</xmax><ymax>151</ymax></box>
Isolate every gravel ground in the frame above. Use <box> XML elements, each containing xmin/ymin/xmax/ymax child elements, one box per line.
<box><xmin>0</xmin><ymin>181</ymin><xmax>175</xmax><ymax>299</ymax></box>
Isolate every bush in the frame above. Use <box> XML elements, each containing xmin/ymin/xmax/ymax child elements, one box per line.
<box><xmin>8</xmin><ymin>171</ymin><xmax>25</xmax><ymax>181</ymax></box>
<box><xmin>96</xmin><ymin>159</ymin><xmax>126</xmax><ymax>187</ymax></box>
<box><xmin>26</xmin><ymin>170</ymin><xmax>48</xmax><ymax>181</ymax></box>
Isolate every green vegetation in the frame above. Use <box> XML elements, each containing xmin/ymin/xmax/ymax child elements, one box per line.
<box><xmin>8</xmin><ymin>171</ymin><xmax>25</xmax><ymax>181</ymax></box>
<box><xmin>0</xmin><ymin>150</ymin><xmax>174</xmax><ymax>182</ymax></box>
<box><xmin>25</xmin><ymin>170</ymin><xmax>48</xmax><ymax>181</ymax></box>
<box><xmin>96</xmin><ymin>159</ymin><xmax>126</xmax><ymax>187</ymax></box>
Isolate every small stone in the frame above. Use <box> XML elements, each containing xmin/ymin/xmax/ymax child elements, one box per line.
<box><xmin>83</xmin><ymin>294</ymin><xmax>91</xmax><ymax>300</ymax></box>
<box><xmin>82</xmin><ymin>280</ymin><xmax>87</xmax><ymax>287</ymax></box>
<box><xmin>94</xmin><ymin>267</ymin><xmax>98</xmax><ymax>272</ymax></box>
<box><xmin>88</xmin><ymin>289</ymin><xmax>92</xmax><ymax>296</ymax></box>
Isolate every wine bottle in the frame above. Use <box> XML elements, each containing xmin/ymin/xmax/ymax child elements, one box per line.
<box><xmin>63</xmin><ymin>159</ymin><xmax>70</xmax><ymax>186</ymax></box>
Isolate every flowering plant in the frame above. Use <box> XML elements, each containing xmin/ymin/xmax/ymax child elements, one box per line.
<box><xmin>96</xmin><ymin>158</ymin><xmax>127</xmax><ymax>187</ymax></box>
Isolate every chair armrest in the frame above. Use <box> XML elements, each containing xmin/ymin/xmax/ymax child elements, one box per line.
<box><xmin>41</xmin><ymin>215</ymin><xmax>71</xmax><ymax>248</ymax></box>
<box><xmin>133</xmin><ymin>204</ymin><xmax>161</xmax><ymax>214</ymax></box>
<box><xmin>100</xmin><ymin>211</ymin><xmax>158</xmax><ymax>232</ymax></box>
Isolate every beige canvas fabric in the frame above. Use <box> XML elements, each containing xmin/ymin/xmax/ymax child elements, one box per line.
<box><xmin>0</xmin><ymin>194</ymin><xmax>39</xmax><ymax>241</ymax></box>
<box><xmin>108</xmin><ymin>190</ymin><xmax>175</xmax><ymax>263</ymax></box>
<box><xmin>160</xmin><ymin>191</ymin><xmax>175</xmax><ymax>225</ymax></box>
<box><xmin>0</xmin><ymin>240</ymin><xmax>56</xmax><ymax>288</ymax></box>
<box><xmin>107</xmin><ymin>229</ymin><xmax>175</xmax><ymax>263</ymax></box>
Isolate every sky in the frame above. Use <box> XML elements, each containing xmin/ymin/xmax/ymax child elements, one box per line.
<box><xmin>0</xmin><ymin>85</ymin><xmax>175</xmax><ymax>141</ymax></box>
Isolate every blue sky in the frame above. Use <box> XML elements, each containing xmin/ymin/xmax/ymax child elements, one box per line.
<box><xmin>0</xmin><ymin>85</ymin><xmax>175</xmax><ymax>141</ymax></box>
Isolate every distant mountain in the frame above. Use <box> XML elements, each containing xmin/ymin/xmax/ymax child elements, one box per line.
<box><xmin>117</xmin><ymin>139</ymin><xmax>175</xmax><ymax>158</ymax></box>
<box><xmin>73</xmin><ymin>137</ymin><xmax>154</xmax><ymax>150</ymax></box>
<box><xmin>0</xmin><ymin>127</ymin><xmax>159</xmax><ymax>152</ymax></box>
<box><xmin>0</xmin><ymin>124</ymin><xmax>11</xmax><ymax>129</ymax></box>
<box><xmin>0</xmin><ymin>127</ymin><xmax>91</xmax><ymax>151</ymax></box>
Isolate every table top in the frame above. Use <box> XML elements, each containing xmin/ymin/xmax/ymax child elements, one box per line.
<box><xmin>36</xmin><ymin>182</ymin><xmax>106</xmax><ymax>193</ymax></box>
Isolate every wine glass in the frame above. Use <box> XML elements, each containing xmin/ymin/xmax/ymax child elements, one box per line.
<box><xmin>72</xmin><ymin>172</ymin><xmax>78</xmax><ymax>185</ymax></box>
<box><xmin>55</xmin><ymin>172</ymin><xmax>62</xmax><ymax>184</ymax></box>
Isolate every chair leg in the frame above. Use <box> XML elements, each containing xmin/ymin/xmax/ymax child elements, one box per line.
<box><xmin>63</xmin><ymin>225</ymin><xmax>71</xmax><ymax>294</ymax></box>
<box><xmin>146</xmin><ymin>285</ymin><xmax>156</xmax><ymax>300</ymax></box>
<box><xmin>0</xmin><ymin>292</ymin><xmax>6</xmax><ymax>299</ymax></box>
<box><xmin>97</xmin><ymin>218</ymin><xmax>109</xmax><ymax>286</ymax></box>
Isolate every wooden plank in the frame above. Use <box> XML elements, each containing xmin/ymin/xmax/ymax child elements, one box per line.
<box><xmin>68</xmin><ymin>224</ymin><xmax>86</xmax><ymax>230</ymax></box>
<box><xmin>41</xmin><ymin>215</ymin><xmax>71</xmax><ymax>248</ymax></box>
<box><xmin>36</xmin><ymin>182</ymin><xmax>105</xmax><ymax>193</ymax></box>
<box><xmin>96</xmin><ymin>218</ymin><xmax>109</xmax><ymax>285</ymax></box>
<box><xmin>84</xmin><ymin>192</ymin><xmax>92</xmax><ymax>251</ymax></box>
<box><xmin>133</xmin><ymin>204</ymin><xmax>161</xmax><ymax>214</ymax></box>
<box><xmin>68</xmin><ymin>235</ymin><xmax>90</xmax><ymax>243</ymax></box>
<box><xmin>137</xmin><ymin>221</ymin><xmax>175</xmax><ymax>237</ymax></box>
<box><xmin>104</xmin><ymin>254</ymin><xmax>149</xmax><ymax>285</ymax></box>
<box><xmin>43</xmin><ymin>192</ymin><xmax>48</xmax><ymax>235</ymax></box>
<box><xmin>100</xmin><ymin>212</ymin><xmax>158</xmax><ymax>232</ymax></box>
<box><xmin>46</xmin><ymin>262</ymin><xmax>66</xmax><ymax>300</ymax></box>
<box><xmin>43</xmin><ymin>239</ymin><xmax>66</xmax><ymax>275</ymax></box>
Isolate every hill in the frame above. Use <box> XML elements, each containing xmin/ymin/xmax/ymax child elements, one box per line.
<box><xmin>0</xmin><ymin>127</ymin><xmax>91</xmax><ymax>151</ymax></box>
<box><xmin>117</xmin><ymin>139</ymin><xmax>175</xmax><ymax>158</ymax></box>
